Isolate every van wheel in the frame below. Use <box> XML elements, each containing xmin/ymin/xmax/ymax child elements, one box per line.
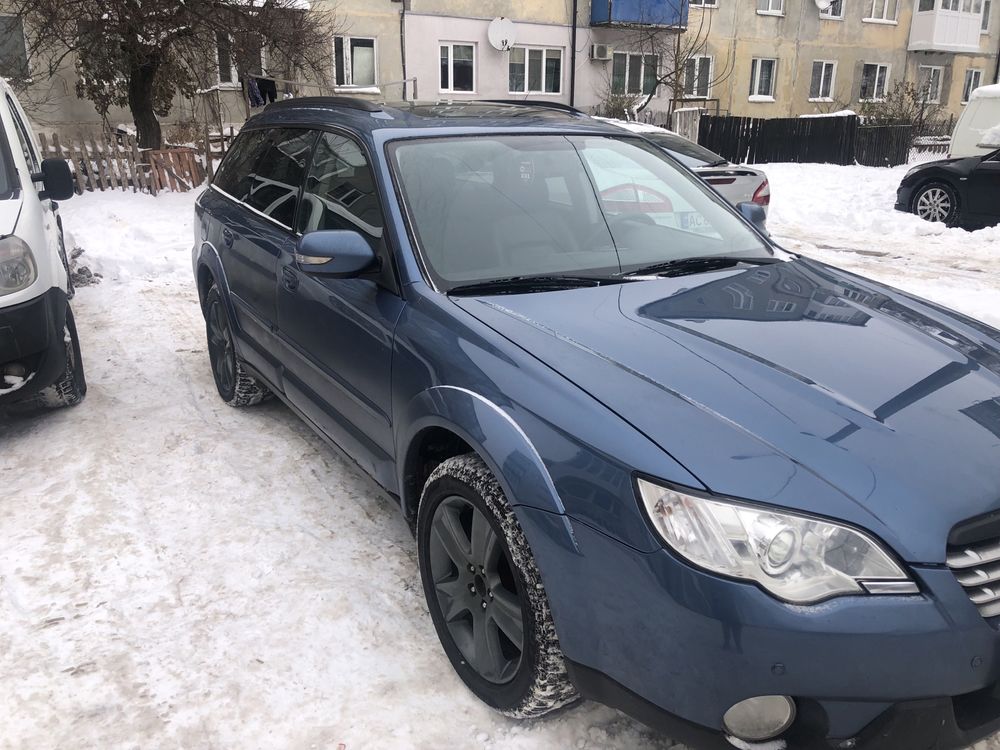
<box><xmin>417</xmin><ymin>454</ymin><xmax>579</xmax><ymax>718</ymax></box>
<box><xmin>31</xmin><ymin>305</ymin><xmax>86</xmax><ymax>408</ymax></box>
<box><xmin>204</xmin><ymin>284</ymin><xmax>270</xmax><ymax>407</ymax></box>
<box><xmin>913</xmin><ymin>182</ymin><xmax>960</xmax><ymax>226</ymax></box>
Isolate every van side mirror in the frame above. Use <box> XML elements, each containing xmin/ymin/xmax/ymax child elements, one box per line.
<box><xmin>36</xmin><ymin>158</ymin><xmax>74</xmax><ymax>201</ymax></box>
<box><xmin>737</xmin><ymin>201</ymin><xmax>768</xmax><ymax>235</ymax></box>
<box><xmin>294</xmin><ymin>230</ymin><xmax>376</xmax><ymax>278</ymax></box>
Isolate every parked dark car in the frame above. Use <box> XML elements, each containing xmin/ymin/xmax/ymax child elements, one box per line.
<box><xmin>193</xmin><ymin>98</ymin><xmax>1000</xmax><ymax>750</ymax></box>
<box><xmin>896</xmin><ymin>149</ymin><xmax>1000</xmax><ymax>228</ymax></box>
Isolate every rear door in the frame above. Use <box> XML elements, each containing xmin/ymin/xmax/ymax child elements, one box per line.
<box><xmin>209</xmin><ymin>127</ymin><xmax>315</xmax><ymax>381</ymax></box>
<box><xmin>276</xmin><ymin>130</ymin><xmax>405</xmax><ymax>488</ymax></box>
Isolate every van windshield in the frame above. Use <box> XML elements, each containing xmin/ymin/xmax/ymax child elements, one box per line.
<box><xmin>390</xmin><ymin>135</ymin><xmax>769</xmax><ymax>291</ymax></box>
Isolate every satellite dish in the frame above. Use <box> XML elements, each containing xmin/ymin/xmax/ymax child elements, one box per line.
<box><xmin>814</xmin><ymin>0</ymin><xmax>835</xmax><ymax>9</ymax></box>
<box><xmin>487</xmin><ymin>17</ymin><xmax>517</xmax><ymax>52</ymax></box>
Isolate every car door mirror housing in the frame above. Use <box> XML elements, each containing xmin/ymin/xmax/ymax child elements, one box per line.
<box><xmin>37</xmin><ymin>158</ymin><xmax>75</xmax><ymax>201</ymax></box>
<box><xmin>736</xmin><ymin>201</ymin><xmax>768</xmax><ymax>235</ymax></box>
<box><xmin>295</xmin><ymin>230</ymin><xmax>377</xmax><ymax>278</ymax></box>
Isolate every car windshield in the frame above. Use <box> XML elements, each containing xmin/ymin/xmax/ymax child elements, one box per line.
<box><xmin>390</xmin><ymin>134</ymin><xmax>770</xmax><ymax>290</ymax></box>
<box><xmin>642</xmin><ymin>133</ymin><xmax>728</xmax><ymax>169</ymax></box>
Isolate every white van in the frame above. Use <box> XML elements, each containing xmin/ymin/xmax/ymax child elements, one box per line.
<box><xmin>0</xmin><ymin>78</ymin><xmax>84</xmax><ymax>411</ymax></box>
<box><xmin>950</xmin><ymin>82</ymin><xmax>1000</xmax><ymax>158</ymax></box>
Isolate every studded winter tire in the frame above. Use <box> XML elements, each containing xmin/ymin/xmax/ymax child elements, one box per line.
<box><xmin>204</xmin><ymin>284</ymin><xmax>270</xmax><ymax>407</ymax></box>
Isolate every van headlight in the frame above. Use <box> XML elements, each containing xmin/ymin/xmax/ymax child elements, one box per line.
<box><xmin>636</xmin><ymin>478</ymin><xmax>917</xmax><ymax>604</ymax></box>
<box><xmin>0</xmin><ymin>236</ymin><xmax>38</xmax><ymax>296</ymax></box>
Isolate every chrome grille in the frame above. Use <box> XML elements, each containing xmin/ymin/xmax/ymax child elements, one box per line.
<box><xmin>948</xmin><ymin>539</ymin><xmax>1000</xmax><ymax>619</ymax></box>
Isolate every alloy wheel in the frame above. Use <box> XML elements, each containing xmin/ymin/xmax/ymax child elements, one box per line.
<box><xmin>427</xmin><ymin>495</ymin><xmax>525</xmax><ymax>684</ymax></box>
<box><xmin>915</xmin><ymin>187</ymin><xmax>952</xmax><ymax>223</ymax></box>
<box><xmin>207</xmin><ymin>299</ymin><xmax>236</xmax><ymax>396</ymax></box>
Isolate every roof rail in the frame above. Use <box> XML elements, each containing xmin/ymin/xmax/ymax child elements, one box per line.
<box><xmin>479</xmin><ymin>99</ymin><xmax>588</xmax><ymax>116</ymax></box>
<box><xmin>265</xmin><ymin>96</ymin><xmax>383</xmax><ymax>113</ymax></box>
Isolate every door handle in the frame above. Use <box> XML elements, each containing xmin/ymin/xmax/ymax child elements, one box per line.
<box><xmin>282</xmin><ymin>266</ymin><xmax>299</xmax><ymax>291</ymax></box>
<box><xmin>222</xmin><ymin>227</ymin><xmax>235</xmax><ymax>247</ymax></box>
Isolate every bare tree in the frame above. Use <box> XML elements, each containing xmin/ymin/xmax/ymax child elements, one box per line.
<box><xmin>2</xmin><ymin>0</ymin><xmax>337</xmax><ymax>149</ymax></box>
<box><xmin>598</xmin><ymin>1</ymin><xmax>734</xmax><ymax>119</ymax></box>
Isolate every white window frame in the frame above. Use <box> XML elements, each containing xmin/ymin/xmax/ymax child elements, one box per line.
<box><xmin>941</xmin><ymin>0</ymin><xmax>960</xmax><ymax>9</ymax></box>
<box><xmin>748</xmin><ymin>58</ymin><xmax>777</xmax><ymax>100</ymax></box>
<box><xmin>440</xmin><ymin>42</ymin><xmax>476</xmax><ymax>94</ymax></box>
<box><xmin>508</xmin><ymin>46</ymin><xmax>563</xmax><ymax>95</ymax></box>
<box><xmin>917</xmin><ymin>64</ymin><xmax>945</xmax><ymax>104</ymax></box>
<box><xmin>216</xmin><ymin>33</ymin><xmax>239</xmax><ymax>89</ymax></box>
<box><xmin>684</xmin><ymin>55</ymin><xmax>713</xmax><ymax>99</ymax></box>
<box><xmin>690</xmin><ymin>0</ymin><xmax>719</xmax><ymax>7</ymax></box>
<box><xmin>334</xmin><ymin>36</ymin><xmax>378</xmax><ymax>89</ymax></box>
<box><xmin>859</xmin><ymin>63</ymin><xmax>891</xmax><ymax>101</ymax></box>
<box><xmin>611</xmin><ymin>51</ymin><xmax>660</xmax><ymax>96</ymax></box>
<box><xmin>962</xmin><ymin>68</ymin><xmax>983</xmax><ymax>102</ymax></box>
<box><xmin>917</xmin><ymin>0</ymin><xmax>935</xmax><ymax>10</ymax></box>
<box><xmin>809</xmin><ymin>60</ymin><xmax>837</xmax><ymax>101</ymax></box>
<box><xmin>864</xmin><ymin>0</ymin><xmax>899</xmax><ymax>22</ymax></box>
<box><xmin>757</xmin><ymin>0</ymin><xmax>785</xmax><ymax>15</ymax></box>
<box><xmin>820</xmin><ymin>0</ymin><xmax>845</xmax><ymax>18</ymax></box>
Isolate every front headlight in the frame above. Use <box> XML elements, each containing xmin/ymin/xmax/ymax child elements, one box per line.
<box><xmin>0</xmin><ymin>236</ymin><xmax>38</xmax><ymax>297</ymax></box>
<box><xmin>637</xmin><ymin>478</ymin><xmax>916</xmax><ymax>604</ymax></box>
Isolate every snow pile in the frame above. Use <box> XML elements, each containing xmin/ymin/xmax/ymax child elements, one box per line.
<box><xmin>0</xmin><ymin>371</ymin><xmax>32</xmax><ymax>394</ymax></box>
<box><xmin>978</xmin><ymin>123</ymin><xmax>1000</xmax><ymax>149</ymax></box>
<box><xmin>799</xmin><ymin>109</ymin><xmax>856</xmax><ymax>118</ymax></box>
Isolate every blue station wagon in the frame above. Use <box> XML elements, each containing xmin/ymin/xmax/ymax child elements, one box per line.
<box><xmin>193</xmin><ymin>99</ymin><xmax>1000</xmax><ymax>750</ymax></box>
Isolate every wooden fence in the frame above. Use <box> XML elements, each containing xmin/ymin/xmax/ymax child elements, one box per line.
<box><xmin>37</xmin><ymin>133</ymin><xmax>207</xmax><ymax>196</ymax></box>
<box><xmin>697</xmin><ymin>115</ymin><xmax>912</xmax><ymax>168</ymax></box>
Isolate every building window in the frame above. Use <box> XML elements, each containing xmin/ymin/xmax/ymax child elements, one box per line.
<box><xmin>684</xmin><ymin>55</ymin><xmax>713</xmax><ymax>98</ymax></box>
<box><xmin>690</xmin><ymin>0</ymin><xmax>719</xmax><ymax>6</ymax></box>
<box><xmin>0</xmin><ymin>17</ymin><xmax>27</xmax><ymax>79</ymax></box>
<box><xmin>757</xmin><ymin>0</ymin><xmax>784</xmax><ymax>13</ymax></box>
<box><xmin>334</xmin><ymin>37</ymin><xmax>376</xmax><ymax>87</ymax></box>
<box><xmin>440</xmin><ymin>43</ymin><xmax>475</xmax><ymax>92</ymax></box>
<box><xmin>963</xmin><ymin>69</ymin><xmax>983</xmax><ymax>102</ymax></box>
<box><xmin>216</xmin><ymin>32</ymin><xmax>237</xmax><ymax>86</ymax></box>
<box><xmin>749</xmin><ymin>58</ymin><xmax>777</xmax><ymax>99</ymax></box>
<box><xmin>859</xmin><ymin>63</ymin><xmax>890</xmax><ymax>101</ymax></box>
<box><xmin>809</xmin><ymin>61</ymin><xmax>837</xmax><ymax>100</ymax></box>
<box><xmin>509</xmin><ymin>47</ymin><xmax>562</xmax><ymax>94</ymax></box>
<box><xmin>941</xmin><ymin>0</ymin><xmax>960</xmax><ymax>9</ymax></box>
<box><xmin>612</xmin><ymin>52</ymin><xmax>658</xmax><ymax>95</ymax></box>
<box><xmin>865</xmin><ymin>0</ymin><xmax>898</xmax><ymax>20</ymax></box>
<box><xmin>918</xmin><ymin>65</ymin><xmax>944</xmax><ymax>104</ymax></box>
<box><xmin>918</xmin><ymin>0</ymin><xmax>935</xmax><ymax>8</ymax></box>
<box><xmin>983</xmin><ymin>0</ymin><xmax>992</xmax><ymax>30</ymax></box>
<box><xmin>820</xmin><ymin>0</ymin><xmax>844</xmax><ymax>17</ymax></box>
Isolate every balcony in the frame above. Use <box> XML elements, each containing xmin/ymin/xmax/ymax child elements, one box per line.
<box><xmin>591</xmin><ymin>0</ymin><xmax>688</xmax><ymax>28</ymax></box>
<box><xmin>909</xmin><ymin>5</ymin><xmax>983</xmax><ymax>52</ymax></box>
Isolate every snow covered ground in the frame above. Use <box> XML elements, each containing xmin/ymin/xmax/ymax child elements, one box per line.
<box><xmin>1</xmin><ymin>160</ymin><xmax>999</xmax><ymax>750</ymax></box>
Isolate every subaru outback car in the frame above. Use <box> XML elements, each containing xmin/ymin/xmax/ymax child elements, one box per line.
<box><xmin>193</xmin><ymin>99</ymin><xmax>1000</xmax><ymax>750</ymax></box>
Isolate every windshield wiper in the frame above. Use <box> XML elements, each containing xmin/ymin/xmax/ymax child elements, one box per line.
<box><xmin>446</xmin><ymin>274</ymin><xmax>624</xmax><ymax>296</ymax></box>
<box><xmin>618</xmin><ymin>255</ymin><xmax>781</xmax><ymax>279</ymax></box>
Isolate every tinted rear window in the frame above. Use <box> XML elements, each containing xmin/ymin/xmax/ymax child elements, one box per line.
<box><xmin>244</xmin><ymin>128</ymin><xmax>315</xmax><ymax>227</ymax></box>
<box><xmin>212</xmin><ymin>129</ymin><xmax>270</xmax><ymax>201</ymax></box>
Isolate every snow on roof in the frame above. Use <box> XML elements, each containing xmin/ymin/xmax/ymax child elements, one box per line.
<box><xmin>799</xmin><ymin>109</ymin><xmax>857</xmax><ymax>118</ymax></box>
<box><xmin>592</xmin><ymin>116</ymin><xmax>678</xmax><ymax>135</ymax></box>
<box><xmin>971</xmin><ymin>83</ymin><xmax>1000</xmax><ymax>101</ymax></box>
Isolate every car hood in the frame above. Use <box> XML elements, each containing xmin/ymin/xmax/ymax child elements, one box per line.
<box><xmin>453</xmin><ymin>259</ymin><xmax>1000</xmax><ymax>563</ymax></box>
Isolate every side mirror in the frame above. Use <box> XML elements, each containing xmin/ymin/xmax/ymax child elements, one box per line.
<box><xmin>737</xmin><ymin>201</ymin><xmax>768</xmax><ymax>235</ymax></box>
<box><xmin>294</xmin><ymin>230</ymin><xmax>376</xmax><ymax>278</ymax></box>
<box><xmin>37</xmin><ymin>158</ymin><xmax>74</xmax><ymax>201</ymax></box>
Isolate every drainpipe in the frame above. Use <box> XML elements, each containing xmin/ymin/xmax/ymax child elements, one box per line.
<box><xmin>570</xmin><ymin>0</ymin><xmax>579</xmax><ymax>106</ymax></box>
<box><xmin>400</xmin><ymin>2</ymin><xmax>409</xmax><ymax>100</ymax></box>
<box><xmin>994</xmin><ymin>30</ymin><xmax>1000</xmax><ymax>84</ymax></box>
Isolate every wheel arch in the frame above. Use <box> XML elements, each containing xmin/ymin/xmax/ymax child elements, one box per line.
<box><xmin>397</xmin><ymin>386</ymin><xmax>577</xmax><ymax>551</ymax></box>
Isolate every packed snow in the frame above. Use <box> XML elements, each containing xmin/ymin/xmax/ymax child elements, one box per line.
<box><xmin>2</xmin><ymin>158</ymin><xmax>1000</xmax><ymax>750</ymax></box>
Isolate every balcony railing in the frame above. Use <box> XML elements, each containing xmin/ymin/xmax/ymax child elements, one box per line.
<box><xmin>591</xmin><ymin>0</ymin><xmax>688</xmax><ymax>28</ymax></box>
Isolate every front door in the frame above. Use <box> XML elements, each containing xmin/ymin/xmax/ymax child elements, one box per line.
<box><xmin>965</xmin><ymin>154</ymin><xmax>1000</xmax><ymax>221</ymax></box>
<box><xmin>277</xmin><ymin>131</ymin><xmax>405</xmax><ymax>490</ymax></box>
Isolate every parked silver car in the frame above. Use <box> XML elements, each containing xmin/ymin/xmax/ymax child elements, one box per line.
<box><xmin>601</xmin><ymin>119</ymin><xmax>770</xmax><ymax>215</ymax></box>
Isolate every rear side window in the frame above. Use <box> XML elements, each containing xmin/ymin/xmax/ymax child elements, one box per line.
<box><xmin>212</xmin><ymin>129</ymin><xmax>269</xmax><ymax>201</ymax></box>
<box><xmin>245</xmin><ymin>128</ymin><xmax>315</xmax><ymax>228</ymax></box>
<box><xmin>296</xmin><ymin>131</ymin><xmax>384</xmax><ymax>249</ymax></box>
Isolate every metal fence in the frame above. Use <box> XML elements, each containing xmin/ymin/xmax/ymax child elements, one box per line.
<box><xmin>697</xmin><ymin>114</ymin><xmax>912</xmax><ymax>167</ymax></box>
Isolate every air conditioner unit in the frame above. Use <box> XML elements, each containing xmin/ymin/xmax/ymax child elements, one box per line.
<box><xmin>591</xmin><ymin>44</ymin><xmax>613</xmax><ymax>61</ymax></box>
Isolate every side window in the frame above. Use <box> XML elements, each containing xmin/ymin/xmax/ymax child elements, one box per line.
<box><xmin>212</xmin><ymin>129</ymin><xmax>270</xmax><ymax>201</ymax></box>
<box><xmin>6</xmin><ymin>95</ymin><xmax>38</xmax><ymax>173</ymax></box>
<box><xmin>297</xmin><ymin>132</ymin><xmax>384</xmax><ymax>250</ymax></box>
<box><xmin>245</xmin><ymin>128</ymin><xmax>315</xmax><ymax>228</ymax></box>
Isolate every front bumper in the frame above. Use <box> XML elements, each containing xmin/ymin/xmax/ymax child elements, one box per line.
<box><xmin>517</xmin><ymin>506</ymin><xmax>1000</xmax><ymax>749</ymax></box>
<box><xmin>895</xmin><ymin>183</ymin><xmax>915</xmax><ymax>213</ymax></box>
<box><xmin>0</xmin><ymin>287</ymin><xmax>69</xmax><ymax>405</ymax></box>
